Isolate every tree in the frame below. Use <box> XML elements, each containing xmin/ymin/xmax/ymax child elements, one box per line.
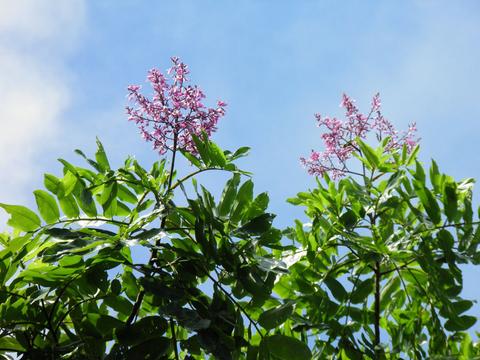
<box><xmin>285</xmin><ymin>94</ymin><xmax>480</xmax><ymax>358</ymax></box>
<box><xmin>0</xmin><ymin>59</ymin><xmax>479</xmax><ymax>359</ymax></box>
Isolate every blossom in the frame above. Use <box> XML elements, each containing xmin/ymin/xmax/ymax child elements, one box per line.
<box><xmin>302</xmin><ymin>93</ymin><xmax>419</xmax><ymax>178</ymax></box>
<box><xmin>126</xmin><ymin>57</ymin><xmax>226</xmax><ymax>155</ymax></box>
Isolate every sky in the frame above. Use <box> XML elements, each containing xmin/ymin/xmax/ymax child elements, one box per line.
<box><xmin>1</xmin><ymin>0</ymin><xmax>480</xmax><ymax>327</ymax></box>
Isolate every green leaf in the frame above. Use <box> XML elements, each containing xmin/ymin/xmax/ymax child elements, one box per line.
<box><xmin>413</xmin><ymin>160</ymin><xmax>426</xmax><ymax>183</ymax></box>
<box><xmin>259</xmin><ymin>334</ymin><xmax>312</xmax><ymax>360</ymax></box>
<box><xmin>44</xmin><ymin>173</ymin><xmax>65</xmax><ymax>197</ymax></box>
<box><xmin>237</xmin><ymin>180</ymin><xmax>254</xmax><ymax>204</ymax></box>
<box><xmin>452</xmin><ymin>300</ymin><xmax>474</xmax><ymax>315</ymax></box>
<box><xmin>110</xmin><ymin>279</ymin><xmax>122</xmax><ymax>295</ymax></box>
<box><xmin>118</xmin><ymin>185</ymin><xmax>138</xmax><ymax>204</ymax></box>
<box><xmin>445</xmin><ymin>315</ymin><xmax>476</xmax><ymax>332</ymax></box>
<box><xmin>75</xmin><ymin>148</ymin><xmax>102</xmax><ymax>171</ymax></box>
<box><xmin>33</xmin><ymin>190</ymin><xmax>60</xmax><ymax>224</ymax></box>
<box><xmin>356</xmin><ymin>138</ymin><xmax>380</xmax><ymax>168</ymax></box>
<box><xmin>195</xmin><ymin>217</ymin><xmax>212</xmax><ymax>256</ymax></box>
<box><xmin>116</xmin><ymin>201</ymin><xmax>131</xmax><ymax>216</ymax></box>
<box><xmin>258</xmin><ymin>302</ymin><xmax>294</xmax><ymax>330</ymax></box>
<box><xmin>231</xmin><ymin>146</ymin><xmax>250</xmax><ymax>160</ymax></box>
<box><xmin>236</xmin><ymin>213</ymin><xmax>275</xmax><ymax>235</ymax></box>
<box><xmin>443</xmin><ymin>181</ymin><xmax>458</xmax><ymax>222</ymax></box>
<box><xmin>103</xmin><ymin>295</ymin><xmax>133</xmax><ymax>316</ymax></box>
<box><xmin>380</xmin><ymin>277</ymin><xmax>400</xmax><ymax>311</ymax></box>
<box><xmin>247</xmin><ymin>192</ymin><xmax>270</xmax><ymax>219</ymax></box>
<box><xmin>95</xmin><ymin>137</ymin><xmax>111</xmax><ymax>171</ymax></box>
<box><xmin>59</xmin><ymin>195</ymin><xmax>80</xmax><ymax>218</ymax></box>
<box><xmin>191</xmin><ymin>133</ymin><xmax>211</xmax><ymax>166</ymax></box>
<box><xmin>350</xmin><ymin>278</ymin><xmax>374</xmax><ymax>304</ymax></box>
<box><xmin>324</xmin><ymin>276</ymin><xmax>347</xmax><ymax>302</ymax></box>
<box><xmin>208</xmin><ymin>141</ymin><xmax>227</xmax><ymax>167</ymax></box>
<box><xmin>78</xmin><ymin>189</ymin><xmax>97</xmax><ymax>217</ymax></box>
<box><xmin>116</xmin><ymin>316</ymin><xmax>168</xmax><ymax>346</ymax></box>
<box><xmin>0</xmin><ymin>203</ymin><xmax>41</xmax><ymax>231</ymax></box>
<box><xmin>62</xmin><ymin>171</ymin><xmax>77</xmax><ymax>196</ymax></box>
<box><xmin>406</xmin><ymin>145</ymin><xmax>420</xmax><ymax>166</ymax></box>
<box><xmin>0</xmin><ymin>337</ymin><xmax>26</xmax><ymax>352</ymax></box>
<box><xmin>181</xmin><ymin>149</ymin><xmax>203</xmax><ymax>168</ymax></box>
<box><xmin>218</xmin><ymin>174</ymin><xmax>240</xmax><ymax>217</ymax></box>
<box><xmin>46</xmin><ymin>228</ymin><xmax>84</xmax><ymax>239</ymax></box>
<box><xmin>340</xmin><ymin>209</ymin><xmax>357</xmax><ymax>229</ymax></box>
<box><xmin>430</xmin><ymin>159</ymin><xmax>441</xmax><ymax>192</ymax></box>
<box><xmin>125</xmin><ymin>337</ymin><xmax>171</xmax><ymax>360</ymax></box>
<box><xmin>415</xmin><ymin>184</ymin><xmax>441</xmax><ymax>224</ymax></box>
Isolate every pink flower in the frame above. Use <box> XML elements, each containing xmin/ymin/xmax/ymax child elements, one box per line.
<box><xmin>301</xmin><ymin>93</ymin><xmax>419</xmax><ymax>178</ymax></box>
<box><xmin>372</xmin><ymin>92</ymin><xmax>381</xmax><ymax>111</ymax></box>
<box><xmin>126</xmin><ymin>57</ymin><xmax>226</xmax><ymax>155</ymax></box>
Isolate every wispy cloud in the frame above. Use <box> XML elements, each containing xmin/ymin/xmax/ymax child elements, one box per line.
<box><xmin>0</xmin><ymin>0</ymin><xmax>86</xmax><ymax>225</ymax></box>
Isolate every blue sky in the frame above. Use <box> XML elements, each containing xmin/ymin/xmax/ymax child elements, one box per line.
<box><xmin>1</xmin><ymin>0</ymin><xmax>480</xmax><ymax>325</ymax></box>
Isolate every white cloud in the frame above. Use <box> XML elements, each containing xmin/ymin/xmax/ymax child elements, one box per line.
<box><xmin>0</xmin><ymin>0</ymin><xmax>86</xmax><ymax>225</ymax></box>
<box><xmin>0</xmin><ymin>0</ymin><xmax>84</xmax><ymax>44</ymax></box>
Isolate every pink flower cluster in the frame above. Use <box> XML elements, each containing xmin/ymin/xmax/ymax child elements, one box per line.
<box><xmin>301</xmin><ymin>93</ymin><xmax>419</xmax><ymax>178</ymax></box>
<box><xmin>126</xmin><ymin>57</ymin><xmax>226</xmax><ymax>155</ymax></box>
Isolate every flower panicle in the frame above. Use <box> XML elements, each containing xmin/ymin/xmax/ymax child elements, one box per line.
<box><xmin>126</xmin><ymin>57</ymin><xmax>226</xmax><ymax>155</ymax></box>
<box><xmin>302</xmin><ymin>93</ymin><xmax>419</xmax><ymax>178</ymax></box>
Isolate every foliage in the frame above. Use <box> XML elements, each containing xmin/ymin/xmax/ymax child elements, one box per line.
<box><xmin>0</xmin><ymin>137</ymin><xmax>296</xmax><ymax>359</ymax></box>
<box><xmin>1</xmin><ymin>61</ymin><xmax>480</xmax><ymax>359</ymax></box>
<box><xmin>287</xmin><ymin>138</ymin><xmax>480</xmax><ymax>358</ymax></box>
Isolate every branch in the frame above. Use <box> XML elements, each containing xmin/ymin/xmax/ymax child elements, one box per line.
<box><xmin>170</xmin><ymin>167</ymin><xmax>228</xmax><ymax>191</ymax></box>
<box><xmin>208</xmin><ymin>271</ymin><xmax>264</xmax><ymax>339</ymax></box>
<box><xmin>126</xmin><ymin>133</ymin><xmax>178</xmax><ymax>325</ymax></box>
<box><xmin>170</xmin><ymin>318</ymin><xmax>179</xmax><ymax>360</ymax></box>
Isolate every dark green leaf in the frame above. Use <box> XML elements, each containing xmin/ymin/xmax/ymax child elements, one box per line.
<box><xmin>340</xmin><ymin>209</ymin><xmax>357</xmax><ymax>229</ymax></box>
<box><xmin>445</xmin><ymin>315</ymin><xmax>476</xmax><ymax>332</ymax></box>
<box><xmin>443</xmin><ymin>181</ymin><xmax>458</xmax><ymax>222</ymax></box>
<box><xmin>125</xmin><ymin>337</ymin><xmax>171</xmax><ymax>359</ymax></box>
<box><xmin>116</xmin><ymin>316</ymin><xmax>168</xmax><ymax>346</ymax></box>
<box><xmin>258</xmin><ymin>302</ymin><xmax>294</xmax><ymax>330</ymax></box>
<box><xmin>78</xmin><ymin>189</ymin><xmax>97</xmax><ymax>217</ymax></box>
<box><xmin>350</xmin><ymin>278</ymin><xmax>374</xmax><ymax>304</ymax></box>
<box><xmin>260</xmin><ymin>334</ymin><xmax>312</xmax><ymax>360</ymax></box>
<box><xmin>324</xmin><ymin>276</ymin><xmax>347</xmax><ymax>302</ymax></box>
<box><xmin>236</xmin><ymin>213</ymin><xmax>275</xmax><ymax>235</ymax></box>
<box><xmin>46</xmin><ymin>228</ymin><xmax>85</xmax><ymax>240</ymax></box>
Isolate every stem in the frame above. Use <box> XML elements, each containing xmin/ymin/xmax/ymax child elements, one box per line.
<box><xmin>40</xmin><ymin>299</ymin><xmax>58</xmax><ymax>346</ymax></box>
<box><xmin>126</xmin><ymin>133</ymin><xmax>178</xmax><ymax>325</ymax></box>
<box><xmin>170</xmin><ymin>318</ymin><xmax>179</xmax><ymax>360</ymax></box>
<box><xmin>166</xmin><ymin>134</ymin><xmax>178</xmax><ymax>191</ymax></box>
<box><xmin>374</xmin><ymin>261</ymin><xmax>381</xmax><ymax>357</ymax></box>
